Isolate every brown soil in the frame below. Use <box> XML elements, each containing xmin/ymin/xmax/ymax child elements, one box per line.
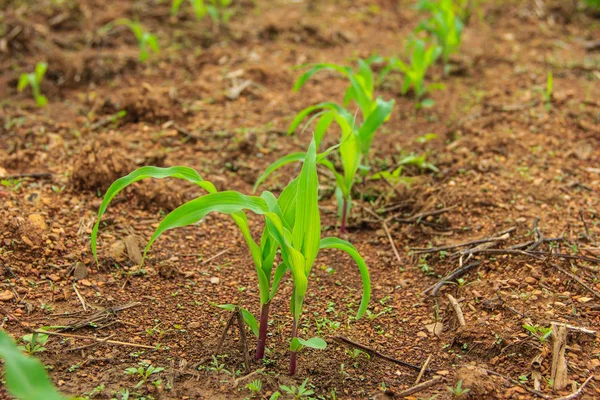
<box><xmin>1</xmin><ymin>0</ymin><xmax>600</xmax><ymax>399</ymax></box>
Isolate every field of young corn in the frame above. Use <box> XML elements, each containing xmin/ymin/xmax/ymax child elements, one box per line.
<box><xmin>0</xmin><ymin>0</ymin><xmax>599</xmax><ymax>399</ymax></box>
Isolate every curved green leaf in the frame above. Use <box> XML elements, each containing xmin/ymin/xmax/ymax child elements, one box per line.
<box><xmin>91</xmin><ymin>166</ymin><xmax>216</xmax><ymax>261</ymax></box>
<box><xmin>319</xmin><ymin>237</ymin><xmax>371</xmax><ymax>319</ymax></box>
<box><xmin>290</xmin><ymin>336</ymin><xmax>327</xmax><ymax>352</ymax></box>
<box><xmin>214</xmin><ymin>304</ymin><xmax>259</xmax><ymax>337</ymax></box>
<box><xmin>293</xmin><ymin>63</ymin><xmax>349</xmax><ymax>92</ymax></box>
<box><xmin>253</xmin><ymin>152</ymin><xmax>305</xmax><ymax>192</ymax></box>
<box><xmin>144</xmin><ymin>192</ymin><xmax>269</xmax><ymax>260</ymax></box>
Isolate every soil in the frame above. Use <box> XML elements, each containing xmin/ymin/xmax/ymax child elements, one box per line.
<box><xmin>1</xmin><ymin>0</ymin><xmax>600</xmax><ymax>399</ymax></box>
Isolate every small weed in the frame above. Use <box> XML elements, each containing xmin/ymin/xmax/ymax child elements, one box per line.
<box><xmin>18</xmin><ymin>333</ymin><xmax>48</xmax><ymax>355</ymax></box>
<box><xmin>446</xmin><ymin>380</ymin><xmax>470</xmax><ymax>397</ymax></box>
<box><xmin>124</xmin><ymin>362</ymin><xmax>165</xmax><ymax>389</ymax></box>
<box><xmin>523</xmin><ymin>324</ymin><xmax>552</xmax><ymax>343</ymax></box>
<box><xmin>280</xmin><ymin>378</ymin><xmax>315</xmax><ymax>399</ymax></box>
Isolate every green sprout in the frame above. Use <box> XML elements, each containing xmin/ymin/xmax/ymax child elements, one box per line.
<box><xmin>280</xmin><ymin>378</ymin><xmax>315</xmax><ymax>399</ymax></box>
<box><xmin>171</xmin><ymin>0</ymin><xmax>233</xmax><ymax>26</ymax></box>
<box><xmin>124</xmin><ymin>363</ymin><xmax>165</xmax><ymax>389</ymax></box>
<box><xmin>91</xmin><ymin>140</ymin><xmax>371</xmax><ymax>376</ymax></box>
<box><xmin>0</xmin><ymin>331</ymin><xmax>66</xmax><ymax>400</ymax></box>
<box><xmin>416</xmin><ymin>0</ymin><xmax>464</xmax><ymax>66</ymax></box>
<box><xmin>381</xmin><ymin>38</ymin><xmax>442</xmax><ymax>107</ymax></box>
<box><xmin>257</xmin><ymin>61</ymin><xmax>394</xmax><ymax>232</ymax></box>
<box><xmin>245</xmin><ymin>379</ymin><xmax>263</xmax><ymax>397</ymax></box>
<box><xmin>18</xmin><ymin>333</ymin><xmax>48</xmax><ymax>355</ymax></box>
<box><xmin>17</xmin><ymin>62</ymin><xmax>48</xmax><ymax>107</ymax></box>
<box><xmin>292</xmin><ymin>59</ymin><xmax>394</xmax><ymax>164</ymax></box>
<box><xmin>544</xmin><ymin>71</ymin><xmax>553</xmax><ymax>110</ymax></box>
<box><xmin>113</xmin><ymin>19</ymin><xmax>159</xmax><ymax>62</ymax></box>
<box><xmin>447</xmin><ymin>380</ymin><xmax>470</xmax><ymax>397</ymax></box>
<box><xmin>523</xmin><ymin>324</ymin><xmax>552</xmax><ymax>343</ymax></box>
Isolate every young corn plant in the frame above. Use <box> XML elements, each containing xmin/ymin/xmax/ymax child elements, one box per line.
<box><xmin>91</xmin><ymin>141</ymin><xmax>371</xmax><ymax>375</ymax></box>
<box><xmin>292</xmin><ymin>59</ymin><xmax>395</xmax><ymax>164</ymax></box>
<box><xmin>171</xmin><ymin>0</ymin><xmax>233</xmax><ymax>26</ymax></box>
<box><xmin>262</xmin><ymin>63</ymin><xmax>394</xmax><ymax>232</ymax></box>
<box><xmin>381</xmin><ymin>38</ymin><xmax>442</xmax><ymax>108</ymax></box>
<box><xmin>114</xmin><ymin>19</ymin><xmax>159</xmax><ymax>62</ymax></box>
<box><xmin>17</xmin><ymin>62</ymin><xmax>48</xmax><ymax>107</ymax></box>
<box><xmin>0</xmin><ymin>331</ymin><xmax>66</xmax><ymax>400</ymax></box>
<box><xmin>416</xmin><ymin>0</ymin><xmax>464</xmax><ymax>67</ymax></box>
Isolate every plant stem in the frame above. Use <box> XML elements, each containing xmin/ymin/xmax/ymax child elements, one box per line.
<box><xmin>289</xmin><ymin>319</ymin><xmax>298</xmax><ymax>375</ymax></box>
<box><xmin>255</xmin><ymin>302</ymin><xmax>270</xmax><ymax>360</ymax></box>
<box><xmin>340</xmin><ymin>198</ymin><xmax>348</xmax><ymax>234</ymax></box>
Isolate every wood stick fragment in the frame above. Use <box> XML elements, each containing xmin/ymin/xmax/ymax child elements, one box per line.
<box><xmin>201</xmin><ymin>249</ymin><xmax>230</xmax><ymax>265</ymax></box>
<box><xmin>34</xmin><ymin>330</ymin><xmax>155</xmax><ymax>349</ymax></box>
<box><xmin>393</xmin><ymin>376</ymin><xmax>444</xmax><ymax>398</ymax></box>
<box><xmin>72</xmin><ymin>284</ymin><xmax>87</xmax><ymax>311</ymax></box>
<box><xmin>333</xmin><ymin>336</ymin><xmax>423</xmax><ymax>371</ymax></box>
<box><xmin>551</xmin><ymin>323</ymin><xmax>568</xmax><ymax>391</ymax></box>
<box><xmin>554</xmin><ymin>375</ymin><xmax>594</xmax><ymax>400</ymax></box>
<box><xmin>447</xmin><ymin>294</ymin><xmax>466</xmax><ymax>327</ymax></box>
<box><xmin>414</xmin><ymin>354</ymin><xmax>432</xmax><ymax>385</ymax></box>
<box><xmin>549</xmin><ymin>262</ymin><xmax>600</xmax><ymax>300</ymax></box>
<box><xmin>236</xmin><ymin>306</ymin><xmax>251</xmax><ymax>372</ymax></box>
<box><xmin>480</xmin><ymin>367</ymin><xmax>551</xmax><ymax>399</ymax></box>
<box><xmin>383</xmin><ymin>221</ymin><xmax>402</xmax><ymax>264</ymax></box>
<box><xmin>411</xmin><ymin>229</ymin><xmax>514</xmax><ymax>254</ymax></box>
<box><xmin>423</xmin><ymin>261</ymin><xmax>482</xmax><ymax>296</ymax></box>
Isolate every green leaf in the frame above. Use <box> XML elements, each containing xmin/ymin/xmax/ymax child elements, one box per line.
<box><xmin>17</xmin><ymin>74</ymin><xmax>30</xmax><ymax>92</ymax></box>
<box><xmin>253</xmin><ymin>152</ymin><xmax>305</xmax><ymax>192</ymax></box>
<box><xmin>319</xmin><ymin>237</ymin><xmax>371</xmax><ymax>318</ymax></box>
<box><xmin>357</xmin><ymin>97</ymin><xmax>394</xmax><ymax>157</ymax></box>
<box><xmin>214</xmin><ymin>304</ymin><xmax>259</xmax><ymax>337</ymax></box>
<box><xmin>0</xmin><ymin>331</ymin><xmax>66</xmax><ymax>400</ymax></box>
<box><xmin>290</xmin><ymin>337</ymin><xmax>327</xmax><ymax>352</ymax></box>
<box><xmin>34</xmin><ymin>62</ymin><xmax>48</xmax><ymax>83</ymax></box>
<box><xmin>91</xmin><ymin>166</ymin><xmax>216</xmax><ymax>262</ymax></box>
<box><xmin>144</xmin><ymin>192</ymin><xmax>269</xmax><ymax>260</ymax></box>
<box><xmin>171</xmin><ymin>0</ymin><xmax>184</xmax><ymax>15</ymax></box>
<box><xmin>293</xmin><ymin>63</ymin><xmax>348</xmax><ymax>92</ymax></box>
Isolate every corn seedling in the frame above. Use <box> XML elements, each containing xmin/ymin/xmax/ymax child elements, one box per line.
<box><xmin>17</xmin><ymin>62</ymin><xmax>48</xmax><ymax>107</ymax></box>
<box><xmin>381</xmin><ymin>38</ymin><xmax>442</xmax><ymax>108</ymax></box>
<box><xmin>257</xmin><ymin>101</ymin><xmax>392</xmax><ymax>232</ymax></box>
<box><xmin>113</xmin><ymin>19</ymin><xmax>159</xmax><ymax>62</ymax></box>
<box><xmin>91</xmin><ymin>141</ymin><xmax>371</xmax><ymax>375</ymax></box>
<box><xmin>293</xmin><ymin>60</ymin><xmax>395</xmax><ymax>163</ymax></box>
<box><xmin>416</xmin><ymin>0</ymin><xmax>464</xmax><ymax>66</ymax></box>
<box><xmin>124</xmin><ymin>363</ymin><xmax>165</xmax><ymax>389</ymax></box>
<box><xmin>171</xmin><ymin>0</ymin><xmax>233</xmax><ymax>26</ymax></box>
<box><xmin>0</xmin><ymin>331</ymin><xmax>66</xmax><ymax>400</ymax></box>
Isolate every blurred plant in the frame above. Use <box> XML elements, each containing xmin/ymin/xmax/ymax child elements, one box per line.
<box><xmin>280</xmin><ymin>378</ymin><xmax>315</xmax><ymax>399</ymax></box>
<box><xmin>447</xmin><ymin>379</ymin><xmax>470</xmax><ymax>397</ymax></box>
<box><xmin>416</xmin><ymin>0</ymin><xmax>464</xmax><ymax>66</ymax></box>
<box><xmin>0</xmin><ymin>331</ymin><xmax>66</xmax><ymax>400</ymax></box>
<box><xmin>171</xmin><ymin>0</ymin><xmax>233</xmax><ymax>26</ymax></box>
<box><xmin>114</xmin><ymin>19</ymin><xmax>159</xmax><ymax>62</ymax></box>
<box><xmin>523</xmin><ymin>324</ymin><xmax>552</xmax><ymax>343</ymax></box>
<box><xmin>18</xmin><ymin>62</ymin><xmax>48</xmax><ymax>107</ymax></box>
<box><xmin>124</xmin><ymin>363</ymin><xmax>165</xmax><ymax>389</ymax></box>
<box><xmin>380</xmin><ymin>38</ymin><xmax>442</xmax><ymax>108</ymax></box>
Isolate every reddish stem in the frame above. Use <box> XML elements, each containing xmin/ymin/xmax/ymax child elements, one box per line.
<box><xmin>289</xmin><ymin>319</ymin><xmax>298</xmax><ymax>375</ymax></box>
<box><xmin>255</xmin><ymin>302</ymin><xmax>270</xmax><ymax>360</ymax></box>
<box><xmin>340</xmin><ymin>198</ymin><xmax>348</xmax><ymax>234</ymax></box>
